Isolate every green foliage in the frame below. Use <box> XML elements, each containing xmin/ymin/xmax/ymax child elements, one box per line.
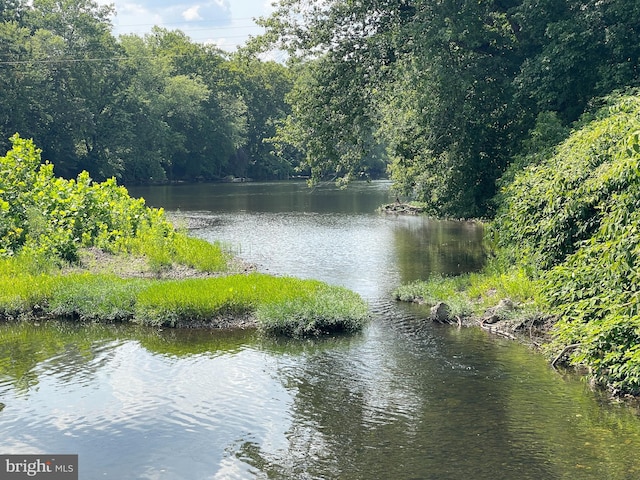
<box><xmin>494</xmin><ymin>93</ymin><xmax>640</xmax><ymax>395</ymax></box>
<box><xmin>256</xmin><ymin>0</ymin><xmax>640</xmax><ymax>217</ymax></box>
<box><xmin>271</xmin><ymin>56</ymin><xmax>385</xmax><ymax>185</ymax></box>
<box><xmin>0</xmin><ymin>2</ymin><xmax>293</xmax><ymax>183</ymax></box>
<box><xmin>0</xmin><ymin>135</ymin><xmax>175</xmax><ymax>263</ymax></box>
<box><xmin>493</xmin><ymin>94</ymin><xmax>640</xmax><ymax>270</ymax></box>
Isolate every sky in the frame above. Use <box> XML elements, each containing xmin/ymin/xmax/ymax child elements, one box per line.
<box><xmin>96</xmin><ymin>0</ymin><xmax>276</xmax><ymax>53</ymax></box>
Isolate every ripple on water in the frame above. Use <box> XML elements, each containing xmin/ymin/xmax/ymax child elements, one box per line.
<box><xmin>1</xmin><ymin>339</ymin><xmax>296</xmax><ymax>470</ymax></box>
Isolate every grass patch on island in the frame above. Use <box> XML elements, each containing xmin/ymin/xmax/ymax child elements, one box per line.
<box><xmin>0</xmin><ymin>263</ymin><xmax>369</xmax><ymax>336</ymax></box>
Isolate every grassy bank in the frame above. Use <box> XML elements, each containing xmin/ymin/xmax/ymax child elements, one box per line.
<box><xmin>393</xmin><ymin>267</ymin><xmax>548</xmax><ymax>337</ymax></box>
<box><xmin>0</xmin><ymin>136</ymin><xmax>369</xmax><ymax>336</ymax></box>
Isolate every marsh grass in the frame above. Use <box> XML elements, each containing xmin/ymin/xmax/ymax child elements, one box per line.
<box><xmin>47</xmin><ymin>274</ymin><xmax>145</xmax><ymax>322</ymax></box>
<box><xmin>118</xmin><ymin>227</ymin><xmax>229</xmax><ymax>274</ymax></box>
<box><xmin>134</xmin><ymin>276</ymin><xmax>256</xmax><ymax>327</ymax></box>
<box><xmin>256</xmin><ymin>284</ymin><xmax>369</xmax><ymax>336</ymax></box>
<box><xmin>0</xmin><ymin>273</ymin><xmax>53</xmax><ymax>318</ymax></box>
<box><xmin>0</xmin><ymin>264</ymin><xmax>369</xmax><ymax>336</ymax></box>
<box><xmin>0</xmin><ymin>245</ymin><xmax>367</xmax><ymax>336</ymax></box>
<box><xmin>172</xmin><ymin>234</ymin><xmax>230</xmax><ymax>273</ymax></box>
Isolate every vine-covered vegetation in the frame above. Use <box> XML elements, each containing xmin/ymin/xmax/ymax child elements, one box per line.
<box><xmin>395</xmin><ymin>94</ymin><xmax>640</xmax><ymax>396</ymax></box>
<box><xmin>0</xmin><ymin>136</ymin><xmax>369</xmax><ymax>336</ymax></box>
<box><xmin>493</xmin><ymin>94</ymin><xmax>640</xmax><ymax>395</ymax></box>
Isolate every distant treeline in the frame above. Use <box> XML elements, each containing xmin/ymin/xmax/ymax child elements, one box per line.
<box><xmin>0</xmin><ymin>0</ymin><xmax>297</xmax><ymax>184</ymax></box>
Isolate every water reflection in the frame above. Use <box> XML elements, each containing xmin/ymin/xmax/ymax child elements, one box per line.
<box><xmin>2</xmin><ymin>309</ymin><xmax>640</xmax><ymax>478</ymax></box>
<box><xmin>130</xmin><ymin>180</ymin><xmax>394</xmax><ymax>215</ymax></box>
<box><xmin>391</xmin><ymin>216</ymin><xmax>485</xmax><ymax>281</ymax></box>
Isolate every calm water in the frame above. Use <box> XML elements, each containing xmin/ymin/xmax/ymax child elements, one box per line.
<box><xmin>2</xmin><ymin>181</ymin><xmax>640</xmax><ymax>479</ymax></box>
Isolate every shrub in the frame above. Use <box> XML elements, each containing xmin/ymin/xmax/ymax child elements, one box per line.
<box><xmin>493</xmin><ymin>93</ymin><xmax>640</xmax><ymax>394</ymax></box>
<box><xmin>0</xmin><ymin>135</ymin><xmax>179</xmax><ymax>265</ymax></box>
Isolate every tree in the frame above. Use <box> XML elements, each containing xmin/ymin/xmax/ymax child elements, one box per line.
<box><xmin>0</xmin><ymin>0</ymin><xmax>26</xmax><ymax>24</ymax></box>
<box><xmin>10</xmin><ymin>0</ymin><xmax>132</xmax><ymax>180</ymax></box>
<box><xmin>226</xmin><ymin>55</ymin><xmax>294</xmax><ymax>179</ymax></box>
<box><xmin>256</xmin><ymin>0</ymin><xmax>640</xmax><ymax>217</ymax></box>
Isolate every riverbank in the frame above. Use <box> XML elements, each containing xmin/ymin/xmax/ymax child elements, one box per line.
<box><xmin>393</xmin><ymin>268</ymin><xmax>553</xmax><ymax>342</ymax></box>
<box><xmin>392</xmin><ymin>95</ymin><xmax>640</xmax><ymax>399</ymax></box>
<box><xmin>391</xmin><ymin>259</ymin><xmax>637</xmax><ymax>400</ymax></box>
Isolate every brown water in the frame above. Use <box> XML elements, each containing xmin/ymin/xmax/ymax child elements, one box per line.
<box><xmin>1</xmin><ymin>180</ymin><xmax>640</xmax><ymax>479</ymax></box>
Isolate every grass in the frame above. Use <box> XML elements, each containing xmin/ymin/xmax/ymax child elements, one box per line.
<box><xmin>116</xmin><ymin>229</ymin><xmax>231</xmax><ymax>274</ymax></box>
<box><xmin>47</xmin><ymin>274</ymin><xmax>145</xmax><ymax>322</ymax></box>
<box><xmin>255</xmin><ymin>282</ymin><xmax>370</xmax><ymax>336</ymax></box>
<box><xmin>0</xmin><ymin>253</ymin><xmax>369</xmax><ymax>336</ymax></box>
<box><xmin>134</xmin><ymin>273</ymin><xmax>369</xmax><ymax>334</ymax></box>
<box><xmin>393</xmin><ymin>267</ymin><xmax>545</xmax><ymax>322</ymax></box>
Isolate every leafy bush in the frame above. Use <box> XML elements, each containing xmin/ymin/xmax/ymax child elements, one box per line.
<box><xmin>0</xmin><ymin>134</ymin><xmax>175</xmax><ymax>263</ymax></box>
<box><xmin>493</xmin><ymin>93</ymin><xmax>640</xmax><ymax>394</ymax></box>
<box><xmin>493</xmin><ymin>95</ymin><xmax>640</xmax><ymax>270</ymax></box>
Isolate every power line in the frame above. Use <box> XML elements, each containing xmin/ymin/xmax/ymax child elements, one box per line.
<box><xmin>0</xmin><ymin>52</ymin><xmax>230</xmax><ymax>66</ymax></box>
<box><xmin>0</xmin><ymin>45</ymin><xmax>284</xmax><ymax>65</ymax></box>
<box><xmin>112</xmin><ymin>22</ymin><xmax>263</xmax><ymax>32</ymax></box>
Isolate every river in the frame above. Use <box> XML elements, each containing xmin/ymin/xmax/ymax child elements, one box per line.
<box><xmin>1</xmin><ymin>180</ymin><xmax>640</xmax><ymax>479</ymax></box>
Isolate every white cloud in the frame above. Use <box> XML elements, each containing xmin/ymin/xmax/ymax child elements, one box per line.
<box><xmin>182</xmin><ymin>5</ymin><xmax>203</xmax><ymax>21</ymax></box>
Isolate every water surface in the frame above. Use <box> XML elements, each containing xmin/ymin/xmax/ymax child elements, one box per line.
<box><xmin>2</xmin><ymin>181</ymin><xmax>640</xmax><ymax>479</ymax></box>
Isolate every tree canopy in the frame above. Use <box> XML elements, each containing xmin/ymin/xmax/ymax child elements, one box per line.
<box><xmin>254</xmin><ymin>0</ymin><xmax>640</xmax><ymax>217</ymax></box>
<box><xmin>3</xmin><ymin>0</ymin><xmax>640</xmax><ymax>215</ymax></box>
<box><xmin>0</xmin><ymin>0</ymin><xmax>293</xmax><ymax>184</ymax></box>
